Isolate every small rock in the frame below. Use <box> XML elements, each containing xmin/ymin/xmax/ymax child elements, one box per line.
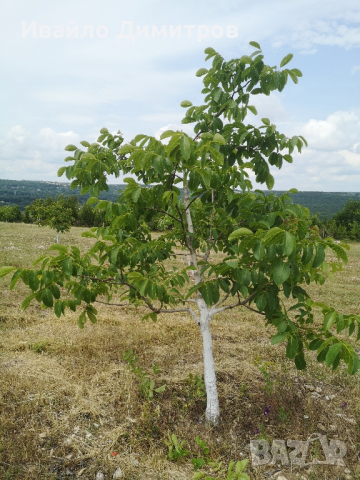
<box><xmin>96</xmin><ymin>472</ymin><xmax>105</xmax><ymax>480</ymax></box>
<box><xmin>317</xmin><ymin>423</ymin><xmax>326</xmax><ymax>431</ymax></box>
<box><xmin>311</xmin><ymin>392</ymin><xmax>321</xmax><ymax>398</ymax></box>
<box><xmin>329</xmin><ymin>424</ymin><xmax>337</xmax><ymax>432</ymax></box>
<box><xmin>86</xmin><ymin>432</ymin><xmax>92</xmax><ymax>438</ymax></box>
<box><xmin>65</xmin><ymin>468</ymin><xmax>73</xmax><ymax>475</ymax></box>
<box><xmin>304</xmin><ymin>415</ymin><xmax>309</xmax><ymax>419</ymax></box>
<box><xmin>345</xmin><ymin>468</ymin><xmax>351</xmax><ymax>474</ymax></box>
<box><xmin>325</xmin><ymin>395</ymin><xmax>336</xmax><ymax>400</ymax></box>
<box><xmin>73</xmin><ymin>426</ymin><xmax>80</xmax><ymax>433</ymax></box>
<box><xmin>276</xmin><ymin>476</ymin><xmax>288</xmax><ymax>480</ymax></box>
<box><xmin>304</xmin><ymin>385</ymin><xmax>315</xmax><ymax>391</ymax></box>
<box><xmin>315</xmin><ymin>387</ymin><xmax>322</xmax><ymax>393</ymax></box>
<box><xmin>113</xmin><ymin>467</ymin><xmax>123</xmax><ymax>479</ymax></box>
<box><xmin>64</xmin><ymin>437</ymin><xmax>72</xmax><ymax>446</ymax></box>
<box><xmin>336</xmin><ymin>414</ymin><xmax>356</xmax><ymax>425</ymax></box>
<box><xmin>130</xmin><ymin>456</ymin><xmax>139</xmax><ymax>467</ymax></box>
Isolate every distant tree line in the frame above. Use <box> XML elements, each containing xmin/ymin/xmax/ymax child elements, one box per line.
<box><xmin>309</xmin><ymin>199</ymin><xmax>360</xmax><ymax>241</ymax></box>
<box><xmin>1</xmin><ymin>194</ymin><xmax>360</xmax><ymax>242</ymax></box>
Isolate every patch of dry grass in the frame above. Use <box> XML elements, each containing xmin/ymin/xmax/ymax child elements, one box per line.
<box><xmin>1</xmin><ymin>222</ymin><xmax>360</xmax><ymax>479</ymax></box>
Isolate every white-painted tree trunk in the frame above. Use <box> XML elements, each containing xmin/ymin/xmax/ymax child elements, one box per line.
<box><xmin>55</xmin><ymin>233</ymin><xmax>59</xmax><ymax>244</ymax></box>
<box><xmin>199</xmin><ymin>302</ymin><xmax>220</xmax><ymax>424</ymax></box>
<box><xmin>183</xmin><ymin>172</ymin><xmax>220</xmax><ymax>424</ymax></box>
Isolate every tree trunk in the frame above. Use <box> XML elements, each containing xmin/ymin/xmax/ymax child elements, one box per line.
<box><xmin>199</xmin><ymin>301</ymin><xmax>220</xmax><ymax>425</ymax></box>
<box><xmin>55</xmin><ymin>233</ymin><xmax>59</xmax><ymax>244</ymax></box>
<box><xmin>183</xmin><ymin>172</ymin><xmax>220</xmax><ymax>424</ymax></box>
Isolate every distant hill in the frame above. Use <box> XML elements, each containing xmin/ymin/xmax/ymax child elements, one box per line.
<box><xmin>269</xmin><ymin>190</ymin><xmax>360</xmax><ymax>219</ymax></box>
<box><xmin>0</xmin><ymin>179</ymin><xmax>126</xmax><ymax>211</ymax></box>
<box><xmin>1</xmin><ymin>179</ymin><xmax>359</xmax><ymax>219</ymax></box>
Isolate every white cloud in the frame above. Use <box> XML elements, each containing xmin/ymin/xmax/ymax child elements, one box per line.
<box><xmin>0</xmin><ymin>126</ymin><xmax>79</xmax><ymax>180</ymax></box>
<box><xmin>267</xmin><ymin>148</ymin><xmax>360</xmax><ymax>191</ymax></box>
<box><xmin>352</xmin><ymin>66</ymin><xmax>360</xmax><ymax>74</ymax></box>
<box><xmin>300</xmin><ymin>111</ymin><xmax>360</xmax><ymax>151</ymax></box>
<box><xmin>248</xmin><ymin>94</ymin><xmax>289</xmax><ymax>124</ymax></box>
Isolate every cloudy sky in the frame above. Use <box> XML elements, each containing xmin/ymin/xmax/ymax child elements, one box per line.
<box><xmin>0</xmin><ymin>0</ymin><xmax>359</xmax><ymax>191</ymax></box>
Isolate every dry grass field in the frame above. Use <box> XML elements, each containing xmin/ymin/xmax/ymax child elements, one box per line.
<box><xmin>1</xmin><ymin>222</ymin><xmax>360</xmax><ymax>480</ymax></box>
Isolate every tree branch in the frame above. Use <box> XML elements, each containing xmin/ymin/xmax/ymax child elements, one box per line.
<box><xmin>144</xmin><ymin>207</ymin><xmax>182</xmax><ymax>224</ymax></box>
<box><xmin>211</xmin><ymin>284</ymin><xmax>270</xmax><ymax>315</ymax></box>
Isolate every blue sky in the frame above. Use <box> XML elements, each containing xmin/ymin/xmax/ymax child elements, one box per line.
<box><xmin>0</xmin><ymin>0</ymin><xmax>359</xmax><ymax>191</ymax></box>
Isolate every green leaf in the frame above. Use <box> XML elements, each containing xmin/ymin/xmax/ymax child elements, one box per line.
<box><xmin>29</xmin><ymin>271</ymin><xmax>40</xmax><ymax>291</ymax></box>
<box><xmin>49</xmin><ymin>284</ymin><xmax>60</xmax><ymax>300</ymax></box>
<box><xmin>288</xmin><ymin>70</ymin><xmax>298</xmax><ymax>84</ymax></box>
<box><xmin>271</xmin><ymin>333</ymin><xmax>287</xmax><ymax>345</ymax></box>
<box><xmin>266</xmin><ymin>174</ymin><xmax>274</xmax><ymax>190</ymax></box>
<box><xmin>54</xmin><ymin>300</ymin><xmax>63</xmax><ymax>318</ymax></box>
<box><xmin>21</xmin><ymin>292</ymin><xmax>38</xmax><ymax>310</ymax></box>
<box><xmin>213</xmin><ymin>133</ymin><xmax>226</xmax><ymax>145</ymax></box>
<box><xmin>225</xmin><ymin>260</ymin><xmax>238</xmax><ymax>269</ymax></box>
<box><xmin>196</xmin><ymin>68</ymin><xmax>208</xmax><ymax>77</ymax></box>
<box><xmin>57</xmin><ymin>166</ymin><xmax>67</xmax><ymax>177</ymax></box>
<box><xmin>78</xmin><ymin>311</ymin><xmax>86</xmax><ymax>329</ymax></box>
<box><xmin>132</xmin><ymin>188</ymin><xmax>141</xmax><ymax>203</ymax></box>
<box><xmin>100</xmin><ymin>127</ymin><xmax>108</xmax><ymax>134</ymax></box>
<box><xmin>247</xmin><ymin>105</ymin><xmax>257</xmax><ymax>115</ymax></box>
<box><xmin>81</xmin><ymin>231</ymin><xmax>97</xmax><ymax>238</ymax></box>
<box><xmin>0</xmin><ymin>266</ymin><xmax>16</xmax><ymax>279</ymax></box>
<box><xmin>86</xmin><ymin>308</ymin><xmax>97</xmax><ymax>324</ymax></box>
<box><xmin>309</xmin><ymin>338</ymin><xmax>323</xmax><ymax>351</ymax></box>
<box><xmin>312</xmin><ymin>244</ymin><xmax>325</xmax><ymax>268</ymax></box>
<box><xmin>261</xmin><ymin>118</ymin><xmax>270</xmax><ymax>125</ymax></box>
<box><xmin>180</xmin><ymin>100</ymin><xmax>192</xmax><ymax>108</ymax></box>
<box><xmin>255</xmin><ymin>294</ymin><xmax>267</xmax><ymax>311</ymax></box>
<box><xmin>180</xmin><ymin>135</ymin><xmax>191</xmax><ymax>160</ymax></box>
<box><xmin>280</xmin><ymin>53</ymin><xmax>293</xmax><ymax>68</ymax></box>
<box><xmin>253</xmin><ymin>241</ymin><xmax>265</xmax><ymax>260</ymax></box>
<box><xmin>301</xmin><ymin>245</ymin><xmax>313</xmax><ymax>265</ymax></box>
<box><xmin>81</xmin><ymin>153</ymin><xmax>96</xmax><ymax>161</ymax></box>
<box><xmin>286</xmin><ymin>336</ymin><xmax>298</xmax><ymax>359</ymax></box>
<box><xmin>328</xmin><ymin>243</ymin><xmax>348</xmax><ymax>264</ymax></box>
<box><xmin>64</xmin><ymin>144</ymin><xmax>77</xmax><ymax>151</ymax></box>
<box><xmin>282</xmin><ymin>231</ymin><xmax>296</xmax><ymax>256</ymax></box>
<box><xmin>42</xmin><ymin>288</ymin><xmax>53</xmax><ymax>308</ymax></box>
<box><xmin>249</xmin><ymin>41</ymin><xmax>261</xmax><ymax>49</ymax></box>
<box><xmin>160</xmin><ymin>130</ymin><xmax>175</xmax><ymax>140</ymax></box>
<box><xmin>154</xmin><ymin>384</ymin><xmax>166</xmax><ymax>393</ymax></box>
<box><xmin>10</xmin><ymin>269</ymin><xmax>23</xmax><ymax>290</ymax></box>
<box><xmin>207</xmin><ymin>146</ymin><xmax>224</xmax><ymax>166</ymax></box>
<box><xmin>262</xmin><ymin>227</ymin><xmax>284</xmax><ymax>246</ymax></box>
<box><xmin>228</xmin><ymin>228</ymin><xmax>253</xmax><ymax>240</ymax></box>
<box><xmin>273</xmin><ymin>261</ymin><xmax>291</xmax><ymax>286</ymax></box>
<box><xmin>326</xmin><ymin>343</ymin><xmax>342</xmax><ymax>367</ymax></box>
<box><xmin>62</xmin><ymin>258</ymin><xmax>73</xmax><ymax>276</ymax></box>
<box><xmin>49</xmin><ymin>244</ymin><xmax>68</xmax><ymax>254</ymax></box>
<box><xmin>294</xmin><ymin>353</ymin><xmax>306</xmax><ymax>370</ymax></box>
<box><xmin>213</xmin><ymin>87</ymin><xmax>222</xmax><ymax>102</ymax></box>
<box><xmin>323</xmin><ymin>310</ymin><xmax>337</xmax><ymax>331</ymax></box>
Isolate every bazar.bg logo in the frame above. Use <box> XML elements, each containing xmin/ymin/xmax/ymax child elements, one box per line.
<box><xmin>250</xmin><ymin>434</ymin><xmax>347</xmax><ymax>467</ymax></box>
